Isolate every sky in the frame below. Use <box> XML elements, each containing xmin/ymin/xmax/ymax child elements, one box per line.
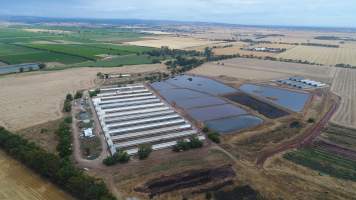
<box><xmin>0</xmin><ymin>0</ymin><xmax>355</xmax><ymax>27</ymax></box>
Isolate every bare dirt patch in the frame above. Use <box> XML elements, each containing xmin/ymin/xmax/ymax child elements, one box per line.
<box><xmin>0</xmin><ymin>64</ymin><xmax>166</xmax><ymax>131</ymax></box>
<box><xmin>16</xmin><ymin>118</ymin><xmax>63</xmax><ymax>153</ymax></box>
<box><xmin>135</xmin><ymin>165</ymin><xmax>235</xmax><ymax>198</ymax></box>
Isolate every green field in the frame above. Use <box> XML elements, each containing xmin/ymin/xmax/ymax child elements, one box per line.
<box><xmin>22</xmin><ymin>44</ymin><xmax>129</xmax><ymax>60</ymax></box>
<box><xmin>0</xmin><ymin>26</ymin><xmax>160</xmax><ymax>70</ymax></box>
<box><xmin>284</xmin><ymin>147</ymin><xmax>356</xmax><ymax>181</ymax></box>
<box><xmin>0</xmin><ymin>52</ymin><xmax>88</xmax><ymax>64</ymax></box>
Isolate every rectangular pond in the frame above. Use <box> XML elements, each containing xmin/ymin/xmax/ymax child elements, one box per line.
<box><xmin>187</xmin><ymin>104</ymin><xmax>247</xmax><ymax>122</ymax></box>
<box><xmin>0</xmin><ymin>63</ymin><xmax>40</xmax><ymax>75</ymax></box>
<box><xmin>165</xmin><ymin>75</ymin><xmax>237</xmax><ymax>95</ymax></box>
<box><xmin>226</xmin><ymin>93</ymin><xmax>289</xmax><ymax>119</ymax></box>
<box><xmin>239</xmin><ymin>84</ymin><xmax>310</xmax><ymax>112</ymax></box>
<box><xmin>158</xmin><ymin>88</ymin><xmax>210</xmax><ymax>103</ymax></box>
<box><xmin>206</xmin><ymin>115</ymin><xmax>264</xmax><ymax>134</ymax></box>
<box><xmin>174</xmin><ymin>96</ymin><xmax>227</xmax><ymax>110</ymax></box>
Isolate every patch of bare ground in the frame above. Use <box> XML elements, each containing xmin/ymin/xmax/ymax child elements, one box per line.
<box><xmin>0</xmin><ymin>64</ymin><xmax>166</xmax><ymax>131</ymax></box>
<box><xmin>87</xmin><ymin>145</ymin><xmax>233</xmax><ymax>200</ymax></box>
<box><xmin>135</xmin><ymin>165</ymin><xmax>235</xmax><ymax>198</ymax></box>
<box><xmin>264</xmin><ymin>155</ymin><xmax>356</xmax><ymax>200</ymax></box>
<box><xmin>222</xmin><ymin>118</ymin><xmax>304</xmax><ymax>162</ymax></box>
<box><xmin>16</xmin><ymin>118</ymin><xmax>63</xmax><ymax>153</ymax></box>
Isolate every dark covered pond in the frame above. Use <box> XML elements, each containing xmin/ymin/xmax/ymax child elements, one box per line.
<box><xmin>226</xmin><ymin>92</ymin><xmax>289</xmax><ymax>119</ymax></box>
<box><xmin>239</xmin><ymin>84</ymin><xmax>310</xmax><ymax>112</ymax></box>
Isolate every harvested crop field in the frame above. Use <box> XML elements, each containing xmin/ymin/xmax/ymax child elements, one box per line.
<box><xmin>0</xmin><ymin>151</ymin><xmax>73</xmax><ymax>200</ymax></box>
<box><xmin>190</xmin><ymin>57</ymin><xmax>335</xmax><ymax>82</ymax></box>
<box><xmin>0</xmin><ymin>64</ymin><xmax>166</xmax><ymax>131</ymax></box>
<box><xmin>331</xmin><ymin>68</ymin><xmax>356</xmax><ymax>129</ymax></box>
<box><xmin>277</xmin><ymin>45</ymin><xmax>356</xmax><ymax>66</ymax></box>
<box><xmin>126</xmin><ymin>36</ymin><xmax>219</xmax><ymax>49</ymax></box>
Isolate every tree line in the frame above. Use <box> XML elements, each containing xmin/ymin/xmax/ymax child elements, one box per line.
<box><xmin>0</xmin><ymin>127</ymin><xmax>116</xmax><ymax>200</ymax></box>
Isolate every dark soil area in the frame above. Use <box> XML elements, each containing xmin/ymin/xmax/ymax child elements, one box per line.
<box><xmin>214</xmin><ymin>185</ymin><xmax>263</xmax><ymax>200</ymax></box>
<box><xmin>135</xmin><ymin>165</ymin><xmax>235</xmax><ymax>198</ymax></box>
<box><xmin>226</xmin><ymin>92</ymin><xmax>289</xmax><ymax>119</ymax></box>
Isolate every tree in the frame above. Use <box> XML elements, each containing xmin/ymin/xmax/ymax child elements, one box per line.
<box><xmin>138</xmin><ymin>144</ymin><xmax>152</xmax><ymax>160</ymax></box>
<box><xmin>204</xmin><ymin>47</ymin><xmax>213</xmax><ymax>61</ymax></box>
<box><xmin>39</xmin><ymin>63</ymin><xmax>46</xmax><ymax>69</ymax></box>
<box><xmin>66</xmin><ymin>94</ymin><xmax>73</xmax><ymax>101</ymax></box>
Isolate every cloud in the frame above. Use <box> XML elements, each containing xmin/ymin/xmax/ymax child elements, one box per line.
<box><xmin>1</xmin><ymin>0</ymin><xmax>355</xmax><ymax>27</ymax></box>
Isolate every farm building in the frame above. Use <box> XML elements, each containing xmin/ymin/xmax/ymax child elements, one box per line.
<box><xmin>277</xmin><ymin>76</ymin><xmax>328</xmax><ymax>89</ymax></box>
<box><xmin>92</xmin><ymin>84</ymin><xmax>204</xmax><ymax>155</ymax></box>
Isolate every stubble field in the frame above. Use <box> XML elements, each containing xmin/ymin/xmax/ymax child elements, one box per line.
<box><xmin>0</xmin><ymin>64</ymin><xmax>166</xmax><ymax>131</ymax></box>
<box><xmin>0</xmin><ymin>151</ymin><xmax>73</xmax><ymax>200</ymax></box>
<box><xmin>331</xmin><ymin>68</ymin><xmax>356</xmax><ymax>129</ymax></box>
<box><xmin>126</xmin><ymin>36</ymin><xmax>219</xmax><ymax>49</ymax></box>
<box><xmin>190</xmin><ymin>57</ymin><xmax>336</xmax><ymax>82</ymax></box>
<box><xmin>277</xmin><ymin>45</ymin><xmax>356</xmax><ymax>66</ymax></box>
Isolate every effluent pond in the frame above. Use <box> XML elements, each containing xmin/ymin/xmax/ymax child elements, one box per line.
<box><xmin>151</xmin><ymin>75</ymin><xmax>264</xmax><ymax>134</ymax></box>
<box><xmin>239</xmin><ymin>84</ymin><xmax>310</xmax><ymax>112</ymax></box>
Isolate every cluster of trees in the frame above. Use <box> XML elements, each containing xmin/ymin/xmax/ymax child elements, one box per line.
<box><xmin>166</xmin><ymin>56</ymin><xmax>204</xmax><ymax>74</ymax></box>
<box><xmin>146</xmin><ymin>46</ymin><xmax>201</xmax><ymax>57</ymax></box>
<box><xmin>63</xmin><ymin>94</ymin><xmax>73</xmax><ymax>112</ymax></box>
<box><xmin>144</xmin><ymin>72</ymin><xmax>170</xmax><ymax>82</ymax></box>
<box><xmin>335</xmin><ymin>63</ymin><xmax>356</xmax><ymax>68</ymax></box>
<box><xmin>103</xmin><ymin>150</ymin><xmax>130</xmax><ymax>166</ymax></box>
<box><xmin>172</xmin><ymin>137</ymin><xmax>203</xmax><ymax>152</ymax></box>
<box><xmin>0</xmin><ymin>127</ymin><xmax>116</xmax><ymax>200</ymax></box>
<box><xmin>56</xmin><ymin>118</ymin><xmax>73</xmax><ymax>158</ymax></box>
<box><xmin>301</xmin><ymin>43</ymin><xmax>339</xmax><ymax>48</ymax></box>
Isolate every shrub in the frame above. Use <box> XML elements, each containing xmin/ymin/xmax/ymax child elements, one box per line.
<box><xmin>103</xmin><ymin>150</ymin><xmax>130</xmax><ymax>166</ymax></box>
<box><xmin>189</xmin><ymin>137</ymin><xmax>203</xmax><ymax>148</ymax></box>
<box><xmin>202</xmin><ymin>126</ymin><xmax>210</xmax><ymax>133</ymax></box>
<box><xmin>207</xmin><ymin>132</ymin><xmax>220</xmax><ymax>144</ymax></box>
<box><xmin>138</xmin><ymin>144</ymin><xmax>152</xmax><ymax>160</ymax></box>
<box><xmin>89</xmin><ymin>89</ymin><xmax>100</xmax><ymax>97</ymax></box>
<box><xmin>173</xmin><ymin>137</ymin><xmax>203</xmax><ymax>152</ymax></box>
<box><xmin>74</xmin><ymin>91</ymin><xmax>83</xmax><ymax>99</ymax></box>
<box><xmin>307</xmin><ymin>118</ymin><xmax>315</xmax><ymax>123</ymax></box>
<box><xmin>64</xmin><ymin>116</ymin><xmax>73</xmax><ymax>124</ymax></box>
<box><xmin>290</xmin><ymin>121</ymin><xmax>302</xmax><ymax>128</ymax></box>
